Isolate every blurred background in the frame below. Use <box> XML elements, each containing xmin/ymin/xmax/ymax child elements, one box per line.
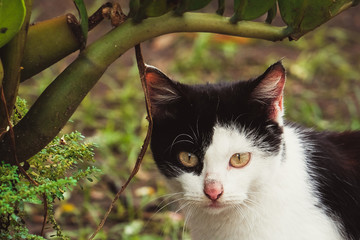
<box><xmin>19</xmin><ymin>1</ymin><xmax>360</xmax><ymax>239</ymax></box>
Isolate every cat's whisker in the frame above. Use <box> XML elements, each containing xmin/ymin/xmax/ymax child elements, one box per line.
<box><xmin>195</xmin><ymin>116</ymin><xmax>200</xmax><ymax>141</ymax></box>
<box><xmin>142</xmin><ymin>193</ymin><xmax>187</xmax><ymax>228</ymax></box>
<box><xmin>146</xmin><ymin>192</ymin><xmax>185</xmax><ymax>206</ymax></box>
<box><xmin>189</xmin><ymin>125</ymin><xmax>199</xmax><ymax>143</ymax></box>
<box><xmin>167</xmin><ymin>134</ymin><xmax>195</xmax><ymax>153</ymax></box>
<box><xmin>172</xmin><ymin>139</ymin><xmax>195</xmax><ymax>146</ymax></box>
<box><xmin>231</xmin><ymin>204</ymin><xmax>247</xmax><ymax>225</ymax></box>
<box><xmin>156</xmin><ymin>197</ymin><xmax>188</xmax><ymax>214</ymax></box>
<box><xmin>182</xmin><ymin>204</ymin><xmax>197</xmax><ymax>240</ymax></box>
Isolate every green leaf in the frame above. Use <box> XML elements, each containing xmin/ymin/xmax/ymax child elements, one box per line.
<box><xmin>145</xmin><ymin>0</ymin><xmax>176</xmax><ymax>17</ymax></box>
<box><xmin>0</xmin><ymin>0</ymin><xmax>26</xmax><ymax>48</ymax></box>
<box><xmin>73</xmin><ymin>0</ymin><xmax>88</xmax><ymax>50</ymax></box>
<box><xmin>216</xmin><ymin>0</ymin><xmax>225</xmax><ymax>15</ymax></box>
<box><xmin>131</xmin><ymin>0</ymin><xmax>177</xmax><ymax>22</ymax></box>
<box><xmin>129</xmin><ymin>0</ymin><xmax>140</xmax><ymax>17</ymax></box>
<box><xmin>231</xmin><ymin>0</ymin><xmax>276</xmax><ymax>23</ymax></box>
<box><xmin>278</xmin><ymin>0</ymin><xmax>356</xmax><ymax>39</ymax></box>
<box><xmin>175</xmin><ymin>0</ymin><xmax>213</xmax><ymax>15</ymax></box>
<box><xmin>265</xmin><ymin>3</ymin><xmax>277</xmax><ymax>24</ymax></box>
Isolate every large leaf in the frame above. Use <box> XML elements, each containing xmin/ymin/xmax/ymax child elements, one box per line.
<box><xmin>278</xmin><ymin>0</ymin><xmax>357</xmax><ymax>39</ymax></box>
<box><xmin>231</xmin><ymin>0</ymin><xmax>276</xmax><ymax>23</ymax></box>
<box><xmin>0</xmin><ymin>0</ymin><xmax>26</xmax><ymax>48</ymax></box>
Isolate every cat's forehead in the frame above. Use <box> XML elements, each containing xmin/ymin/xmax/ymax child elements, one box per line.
<box><xmin>178</xmin><ymin>81</ymin><xmax>255</xmax><ymax>121</ymax></box>
<box><xmin>184</xmin><ymin>81</ymin><xmax>251</xmax><ymax>103</ymax></box>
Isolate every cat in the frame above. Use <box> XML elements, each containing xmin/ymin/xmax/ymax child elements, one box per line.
<box><xmin>145</xmin><ymin>62</ymin><xmax>360</xmax><ymax>240</ymax></box>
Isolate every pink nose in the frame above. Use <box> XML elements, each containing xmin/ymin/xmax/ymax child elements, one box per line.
<box><xmin>204</xmin><ymin>180</ymin><xmax>223</xmax><ymax>201</ymax></box>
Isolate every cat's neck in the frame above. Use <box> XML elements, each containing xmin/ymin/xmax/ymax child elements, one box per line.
<box><xmin>185</xmin><ymin>125</ymin><xmax>343</xmax><ymax>240</ymax></box>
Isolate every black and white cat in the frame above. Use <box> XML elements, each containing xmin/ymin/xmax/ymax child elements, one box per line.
<box><xmin>145</xmin><ymin>62</ymin><xmax>360</xmax><ymax>240</ymax></box>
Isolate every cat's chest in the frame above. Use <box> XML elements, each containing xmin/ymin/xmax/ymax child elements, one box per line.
<box><xmin>187</xmin><ymin>198</ymin><xmax>342</xmax><ymax>240</ymax></box>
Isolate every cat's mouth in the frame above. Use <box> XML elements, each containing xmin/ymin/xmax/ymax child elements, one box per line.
<box><xmin>205</xmin><ymin>201</ymin><xmax>231</xmax><ymax>212</ymax></box>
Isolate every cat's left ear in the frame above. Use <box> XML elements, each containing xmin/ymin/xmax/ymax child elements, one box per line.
<box><xmin>252</xmin><ymin>61</ymin><xmax>286</xmax><ymax>125</ymax></box>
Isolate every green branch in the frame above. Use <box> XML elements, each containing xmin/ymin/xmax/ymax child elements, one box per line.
<box><xmin>20</xmin><ymin>14</ymin><xmax>81</xmax><ymax>81</ymax></box>
<box><xmin>0</xmin><ymin>12</ymin><xmax>291</xmax><ymax>165</ymax></box>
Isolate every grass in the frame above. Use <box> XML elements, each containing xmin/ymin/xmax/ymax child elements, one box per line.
<box><xmin>17</xmin><ymin>8</ymin><xmax>360</xmax><ymax>240</ymax></box>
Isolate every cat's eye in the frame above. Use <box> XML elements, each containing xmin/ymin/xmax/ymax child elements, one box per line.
<box><xmin>229</xmin><ymin>152</ymin><xmax>251</xmax><ymax>168</ymax></box>
<box><xmin>178</xmin><ymin>151</ymin><xmax>199</xmax><ymax>167</ymax></box>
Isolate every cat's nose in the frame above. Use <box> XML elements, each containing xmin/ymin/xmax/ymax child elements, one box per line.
<box><xmin>204</xmin><ymin>179</ymin><xmax>223</xmax><ymax>201</ymax></box>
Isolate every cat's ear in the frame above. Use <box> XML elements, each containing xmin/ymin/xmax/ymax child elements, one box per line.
<box><xmin>252</xmin><ymin>61</ymin><xmax>286</xmax><ymax>125</ymax></box>
<box><xmin>145</xmin><ymin>65</ymin><xmax>182</xmax><ymax>118</ymax></box>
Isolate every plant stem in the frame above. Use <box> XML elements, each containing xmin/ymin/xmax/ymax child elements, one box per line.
<box><xmin>0</xmin><ymin>59</ymin><xmax>3</xmax><ymax>89</ymax></box>
<box><xmin>0</xmin><ymin>11</ymin><xmax>291</xmax><ymax>165</ymax></box>
<box><xmin>20</xmin><ymin>14</ymin><xmax>81</xmax><ymax>81</ymax></box>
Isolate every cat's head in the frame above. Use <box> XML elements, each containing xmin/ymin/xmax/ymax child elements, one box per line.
<box><xmin>146</xmin><ymin>62</ymin><xmax>286</xmax><ymax>213</ymax></box>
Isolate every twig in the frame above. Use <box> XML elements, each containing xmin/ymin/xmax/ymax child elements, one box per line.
<box><xmin>88</xmin><ymin>2</ymin><xmax>113</xmax><ymax>31</ymax></box>
<box><xmin>88</xmin><ymin>11</ymin><xmax>153</xmax><ymax>239</ymax></box>
<box><xmin>40</xmin><ymin>193</ymin><xmax>48</xmax><ymax>236</ymax></box>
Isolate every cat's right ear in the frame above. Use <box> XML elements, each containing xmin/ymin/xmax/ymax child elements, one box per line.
<box><xmin>251</xmin><ymin>61</ymin><xmax>286</xmax><ymax>125</ymax></box>
<box><xmin>144</xmin><ymin>66</ymin><xmax>182</xmax><ymax>118</ymax></box>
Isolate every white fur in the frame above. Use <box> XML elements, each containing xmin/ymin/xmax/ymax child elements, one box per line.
<box><xmin>168</xmin><ymin>124</ymin><xmax>344</xmax><ymax>240</ymax></box>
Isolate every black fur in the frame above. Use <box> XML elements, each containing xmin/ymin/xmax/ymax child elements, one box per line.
<box><xmin>303</xmin><ymin>130</ymin><xmax>360</xmax><ymax>240</ymax></box>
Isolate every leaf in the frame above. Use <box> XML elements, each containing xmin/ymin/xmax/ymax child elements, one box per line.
<box><xmin>175</xmin><ymin>0</ymin><xmax>213</xmax><ymax>15</ymax></box>
<box><xmin>73</xmin><ymin>0</ymin><xmax>88</xmax><ymax>50</ymax></box>
<box><xmin>231</xmin><ymin>0</ymin><xmax>276</xmax><ymax>23</ymax></box>
<box><xmin>129</xmin><ymin>0</ymin><xmax>141</xmax><ymax>18</ymax></box>
<box><xmin>145</xmin><ymin>0</ymin><xmax>176</xmax><ymax>17</ymax></box>
<box><xmin>265</xmin><ymin>3</ymin><xmax>277</xmax><ymax>24</ymax></box>
<box><xmin>216</xmin><ymin>0</ymin><xmax>225</xmax><ymax>15</ymax></box>
<box><xmin>130</xmin><ymin>0</ymin><xmax>177</xmax><ymax>23</ymax></box>
<box><xmin>278</xmin><ymin>0</ymin><xmax>356</xmax><ymax>39</ymax></box>
<box><xmin>0</xmin><ymin>0</ymin><xmax>26</xmax><ymax>48</ymax></box>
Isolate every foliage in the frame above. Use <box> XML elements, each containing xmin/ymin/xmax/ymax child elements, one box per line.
<box><xmin>129</xmin><ymin>0</ymin><xmax>358</xmax><ymax>39</ymax></box>
<box><xmin>0</xmin><ymin>0</ymin><xmax>26</xmax><ymax>48</ymax></box>
<box><xmin>0</xmin><ymin>99</ymin><xmax>100</xmax><ymax>239</ymax></box>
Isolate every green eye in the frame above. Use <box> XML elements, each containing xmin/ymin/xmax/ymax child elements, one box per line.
<box><xmin>229</xmin><ymin>152</ymin><xmax>251</xmax><ymax>168</ymax></box>
<box><xmin>178</xmin><ymin>151</ymin><xmax>198</xmax><ymax>167</ymax></box>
